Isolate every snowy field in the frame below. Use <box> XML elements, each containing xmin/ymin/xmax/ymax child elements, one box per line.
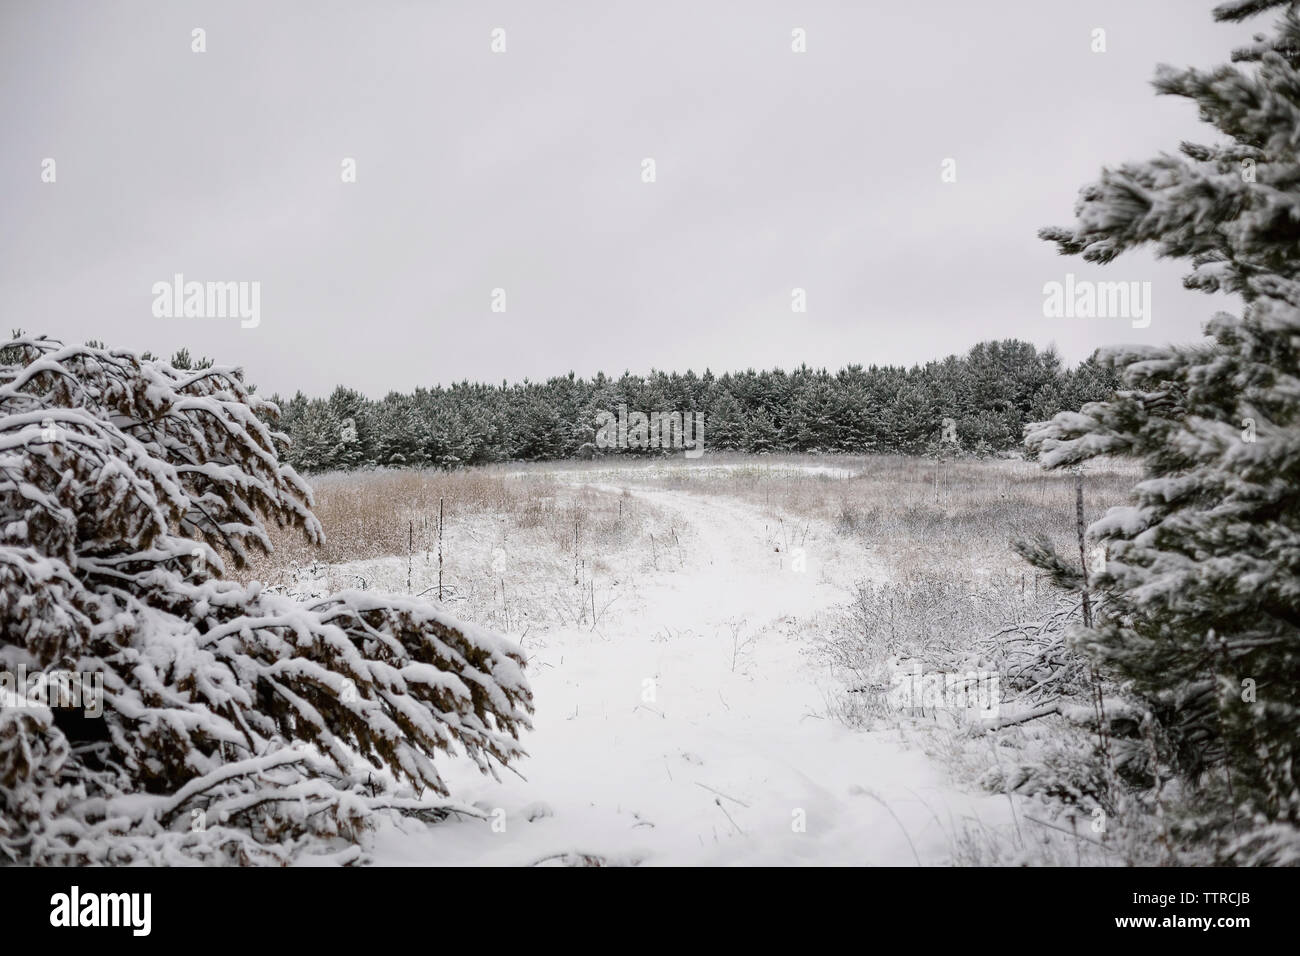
<box><xmin>247</xmin><ymin>455</ymin><xmax>1138</xmax><ymax>866</ymax></box>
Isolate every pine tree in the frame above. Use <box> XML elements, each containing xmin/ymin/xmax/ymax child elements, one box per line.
<box><xmin>290</xmin><ymin>400</ymin><xmax>344</xmax><ymax>473</ymax></box>
<box><xmin>742</xmin><ymin>406</ymin><xmax>780</xmax><ymax>453</ymax></box>
<box><xmin>170</xmin><ymin>347</ymin><xmax>214</xmax><ymax>370</ymax></box>
<box><xmin>0</xmin><ymin>337</ymin><xmax>531</xmax><ymax>864</ymax></box>
<box><xmin>374</xmin><ymin>392</ymin><xmax>427</xmax><ymax>466</ymax></box>
<box><xmin>706</xmin><ymin>390</ymin><xmax>746</xmax><ymax>451</ymax></box>
<box><xmin>327</xmin><ymin>386</ymin><xmax>371</xmax><ymax>469</ymax></box>
<box><xmin>1024</xmin><ymin>0</ymin><xmax>1300</xmax><ymax>863</ymax></box>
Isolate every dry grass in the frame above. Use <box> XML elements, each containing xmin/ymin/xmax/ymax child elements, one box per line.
<box><xmin>534</xmin><ymin>452</ymin><xmax>1138</xmax><ymax>580</ymax></box>
<box><xmin>238</xmin><ymin>466</ymin><xmax>654</xmax><ymax>585</ymax></box>
<box><xmin>241</xmin><ymin>452</ymin><xmax>1136</xmax><ymax>618</ymax></box>
<box><xmin>644</xmin><ymin>454</ymin><xmax>1135</xmax><ymax>574</ymax></box>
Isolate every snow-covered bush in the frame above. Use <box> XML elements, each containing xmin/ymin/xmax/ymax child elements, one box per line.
<box><xmin>0</xmin><ymin>336</ymin><xmax>532</xmax><ymax>864</ymax></box>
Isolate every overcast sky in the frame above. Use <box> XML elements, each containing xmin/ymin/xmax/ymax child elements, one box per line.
<box><xmin>0</xmin><ymin>1</ymin><xmax>1259</xmax><ymax>398</ymax></box>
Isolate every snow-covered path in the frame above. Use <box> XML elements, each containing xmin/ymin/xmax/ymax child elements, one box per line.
<box><xmin>372</xmin><ymin>481</ymin><xmax>1013</xmax><ymax>865</ymax></box>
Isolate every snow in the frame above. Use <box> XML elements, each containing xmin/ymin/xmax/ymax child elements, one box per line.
<box><xmin>501</xmin><ymin>460</ymin><xmax>862</xmax><ymax>482</ymax></box>
<box><xmin>347</xmin><ymin>476</ymin><xmax>1016</xmax><ymax>866</ymax></box>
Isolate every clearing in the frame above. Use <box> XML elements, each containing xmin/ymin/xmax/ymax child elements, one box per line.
<box><xmin>322</xmin><ymin>466</ymin><xmax>1023</xmax><ymax>865</ymax></box>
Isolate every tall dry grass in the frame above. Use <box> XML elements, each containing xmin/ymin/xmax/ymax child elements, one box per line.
<box><xmin>567</xmin><ymin>452</ymin><xmax>1137</xmax><ymax>577</ymax></box>
<box><xmin>237</xmin><ymin>465</ymin><xmax>659</xmax><ymax>587</ymax></box>
<box><xmin>242</xmin><ymin>454</ymin><xmax>1136</xmax><ymax>585</ymax></box>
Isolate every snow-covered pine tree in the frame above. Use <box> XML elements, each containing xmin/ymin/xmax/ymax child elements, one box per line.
<box><xmin>705</xmin><ymin>390</ymin><xmax>746</xmax><ymax>451</ymax></box>
<box><xmin>288</xmin><ymin>399</ymin><xmax>346</xmax><ymax>473</ymax></box>
<box><xmin>0</xmin><ymin>336</ymin><xmax>532</xmax><ymax>864</ymax></box>
<box><xmin>1023</xmin><ymin>0</ymin><xmax>1300</xmax><ymax>863</ymax></box>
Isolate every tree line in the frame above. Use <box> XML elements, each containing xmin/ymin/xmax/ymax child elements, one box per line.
<box><xmin>267</xmin><ymin>339</ymin><xmax>1121</xmax><ymax>472</ymax></box>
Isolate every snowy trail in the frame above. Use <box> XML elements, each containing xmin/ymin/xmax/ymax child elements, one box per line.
<box><xmin>373</xmin><ymin>480</ymin><xmax>1012</xmax><ymax>865</ymax></box>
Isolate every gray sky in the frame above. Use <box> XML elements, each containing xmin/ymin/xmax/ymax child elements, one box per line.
<box><xmin>0</xmin><ymin>1</ymin><xmax>1258</xmax><ymax>398</ymax></box>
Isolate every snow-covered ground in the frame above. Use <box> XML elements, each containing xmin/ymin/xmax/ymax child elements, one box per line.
<box><xmin>502</xmin><ymin>460</ymin><xmax>864</xmax><ymax>482</ymax></box>
<box><xmin>291</xmin><ymin>469</ymin><xmax>1016</xmax><ymax>866</ymax></box>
